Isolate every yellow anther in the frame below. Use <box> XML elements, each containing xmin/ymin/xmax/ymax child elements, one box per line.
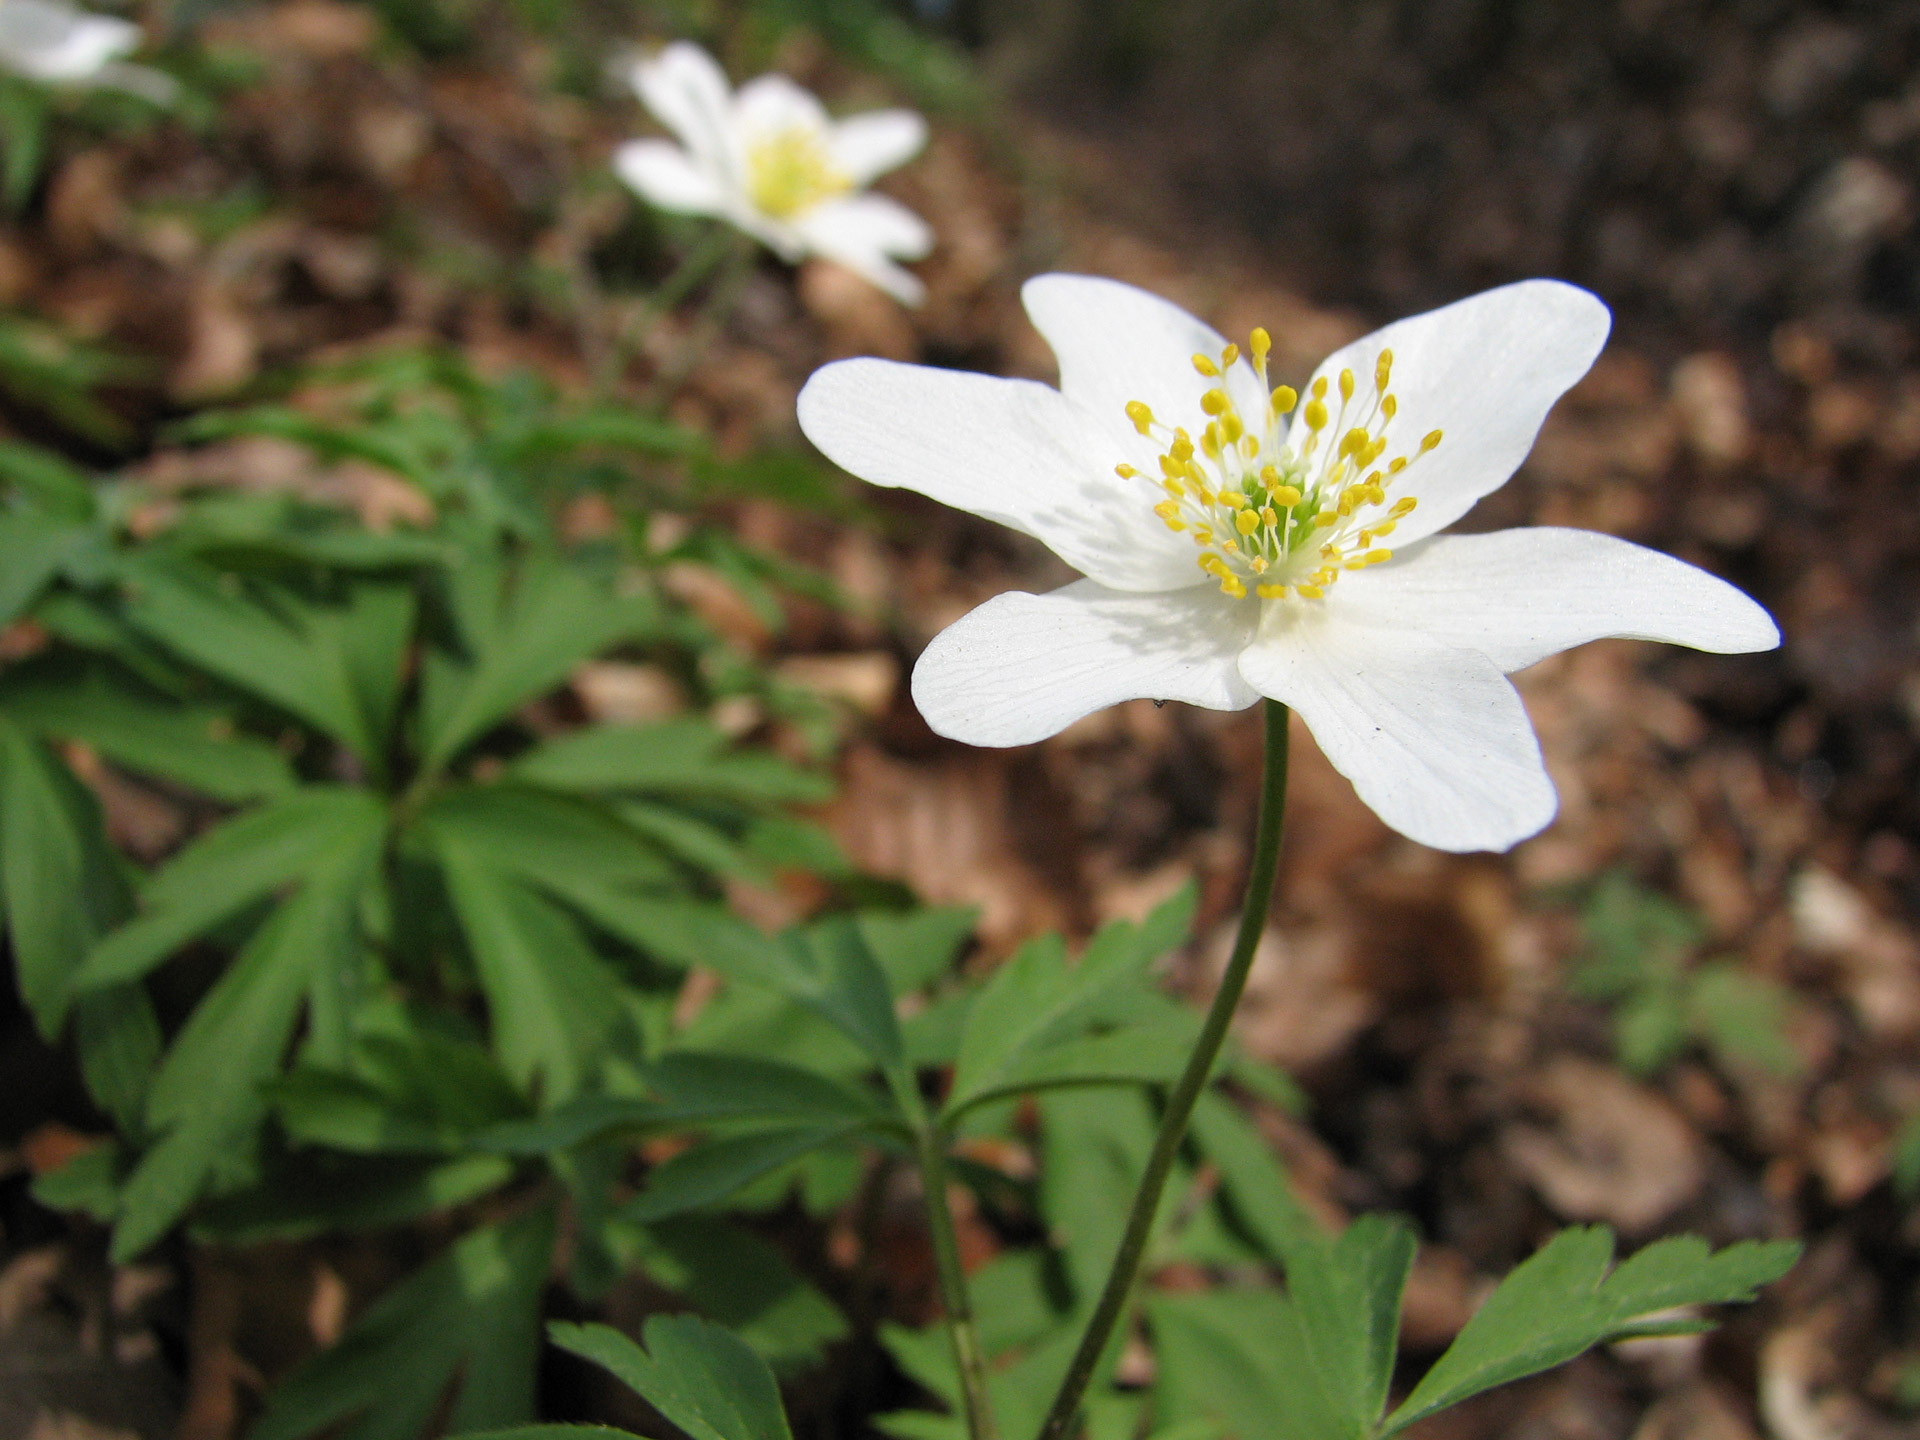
<box><xmin>1311</xmin><ymin>376</ymin><xmax>1328</xmax><ymax>399</ymax></box>
<box><xmin>1199</xmin><ymin>553</ymin><xmax>1228</xmax><ymax>576</ymax></box>
<box><xmin>1388</xmin><ymin>457</ymin><xmax>1408</xmax><ymax>474</ymax></box>
<box><xmin>1270</xmin><ymin>484</ymin><xmax>1302</xmax><ymax>506</ymax></box>
<box><xmin>1422</xmin><ymin>429</ymin><xmax>1443</xmax><ymax>452</ymax></box>
<box><xmin>1220</xmin><ymin>343</ymin><xmax>1239</xmax><ymax>367</ymax></box>
<box><xmin>1382</xmin><ymin>394</ymin><xmax>1398</xmax><ymax>420</ymax></box>
<box><xmin>1116</xmin><ymin>463</ymin><xmax>1138</xmax><ymax>478</ymax></box>
<box><xmin>1339</xmin><ymin>427</ymin><xmax>1369</xmax><ymax>457</ymax></box>
<box><xmin>1358</xmin><ymin>529</ymin><xmax>1373</xmax><ymax>546</ymax></box>
<box><xmin>1201</xmin><ymin>388</ymin><xmax>1230</xmax><ymax>416</ymax></box>
<box><xmin>1219</xmin><ymin>575</ymin><xmax>1247</xmax><ymax>598</ymax></box>
<box><xmin>1366</xmin><ymin>548</ymin><xmax>1392</xmax><ymax>564</ymax></box>
<box><xmin>1344</xmin><ymin>558</ymin><xmax>1371</xmax><ymax>571</ymax></box>
<box><xmin>1163</xmin><ymin>477</ymin><xmax>1186</xmax><ymax>498</ymax></box>
<box><xmin>1313</xmin><ymin>511</ymin><xmax>1338</xmax><ymax>528</ymax></box>
<box><xmin>1375</xmin><ymin>349</ymin><xmax>1393</xmax><ymax>390</ymax></box>
<box><xmin>1243</xmin><ymin>435</ymin><xmax>1261</xmax><ymax>459</ymax></box>
<box><xmin>1297</xmin><ymin>584</ymin><xmax>1324</xmax><ymax>599</ymax></box>
<box><xmin>1154</xmin><ymin>501</ymin><xmax>1185</xmax><ymax>530</ymax></box>
<box><xmin>1219</xmin><ymin>490</ymin><xmax>1247</xmax><ymax>510</ymax></box>
<box><xmin>1363</xmin><ymin>437</ymin><xmax>1388</xmax><ymax>466</ymax></box>
<box><xmin>1260</xmin><ymin>506</ymin><xmax>1278</xmax><ymax>528</ymax></box>
<box><xmin>1221</xmin><ymin>539</ymin><xmax>1240</xmax><ymax>555</ymax></box>
<box><xmin>1372</xmin><ymin>520</ymin><xmax>1397</xmax><ymax>537</ymax></box>
<box><xmin>1250</xmin><ymin>327</ymin><xmax>1271</xmax><ymax>365</ymax></box>
<box><xmin>1304</xmin><ymin>398</ymin><xmax>1329</xmax><ymax>431</ymax></box>
<box><xmin>1221</xmin><ymin>412</ymin><xmax>1244</xmax><ymax>443</ymax></box>
<box><xmin>1201</xmin><ymin>426</ymin><xmax>1222</xmax><ymax>459</ymax></box>
<box><xmin>1235</xmin><ymin>509</ymin><xmax>1260</xmax><ymax>535</ymax></box>
<box><xmin>1192</xmin><ymin>353</ymin><xmax>1220</xmax><ymax>377</ymax></box>
<box><xmin>1170</xmin><ymin>432</ymin><xmax>1194</xmax><ymax>459</ymax></box>
<box><xmin>1194</xmin><ymin>527</ymin><xmax>1214</xmax><ymax>544</ymax></box>
<box><xmin>1339</xmin><ymin>368</ymin><xmax>1355</xmax><ymax>402</ymax></box>
<box><xmin>1390</xmin><ymin>496</ymin><xmax>1417</xmax><ymax>517</ymax></box>
<box><xmin>1127</xmin><ymin>401</ymin><xmax>1154</xmax><ymax>435</ymax></box>
<box><xmin>1257</xmin><ymin>583</ymin><xmax>1288</xmax><ymax>599</ymax></box>
<box><xmin>1271</xmin><ymin>385</ymin><xmax>1298</xmax><ymax>414</ymax></box>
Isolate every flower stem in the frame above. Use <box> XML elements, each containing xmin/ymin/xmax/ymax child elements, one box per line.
<box><xmin>1036</xmin><ymin>699</ymin><xmax>1291</xmax><ymax>1440</ymax></box>
<box><xmin>913</xmin><ymin>1123</ymin><xmax>1001</xmax><ymax>1440</ymax></box>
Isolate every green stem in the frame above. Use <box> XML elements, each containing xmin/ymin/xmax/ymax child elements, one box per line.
<box><xmin>914</xmin><ymin>1121</ymin><xmax>1000</xmax><ymax>1440</ymax></box>
<box><xmin>598</xmin><ymin>224</ymin><xmax>741</xmax><ymax>393</ymax></box>
<box><xmin>1036</xmin><ymin>700</ymin><xmax>1292</xmax><ymax>1440</ymax></box>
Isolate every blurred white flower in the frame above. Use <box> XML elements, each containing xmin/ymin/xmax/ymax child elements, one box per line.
<box><xmin>615</xmin><ymin>40</ymin><xmax>931</xmax><ymax>305</ymax></box>
<box><xmin>798</xmin><ymin>275</ymin><xmax>1781</xmax><ymax>853</ymax></box>
<box><xmin>0</xmin><ymin>0</ymin><xmax>173</xmax><ymax>100</ymax></box>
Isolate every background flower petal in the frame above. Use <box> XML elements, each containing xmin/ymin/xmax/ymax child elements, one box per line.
<box><xmin>733</xmin><ymin>72</ymin><xmax>833</xmax><ymax>139</ymax></box>
<box><xmin>1289</xmin><ymin>279</ymin><xmax>1610</xmax><ymax>547</ymax></box>
<box><xmin>828</xmin><ymin>110</ymin><xmax>928</xmax><ymax>184</ymax></box>
<box><xmin>798</xmin><ymin>358</ymin><xmax>1203</xmax><ymax>591</ymax></box>
<box><xmin>1332</xmin><ymin>527</ymin><xmax>1782</xmax><ymax>673</ymax></box>
<box><xmin>1238</xmin><ymin>608</ymin><xmax>1558</xmax><ymax>852</ymax></box>
<box><xmin>630</xmin><ymin>40</ymin><xmax>737</xmax><ymax>176</ymax></box>
<box><xmin>612</xmin><ymin>139</ymin><xmax>727</xmax><ymax>216</ymax></box>
<box><xmin>911</xmin><ymin>579</ymin><xmax>1260</xmax><ymax>746</ymax></box>
<box><xmin>0</xmin><ymin>1</ymin><xmax>138</xmax><ymax>82</ymax></box>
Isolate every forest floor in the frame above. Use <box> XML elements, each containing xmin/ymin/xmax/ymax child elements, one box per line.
<box><xmin>1</xmin><ymin>4</ymin><xmax>1917</xmax><ymax>1440</ymax></box>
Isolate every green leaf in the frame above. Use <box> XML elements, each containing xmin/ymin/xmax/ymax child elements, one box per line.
<box><xmin>251</xmin><ymin>1208</ymin><xmax>555</xmax><ymax>1440</ymax></box>
<box><xmin>421</xmin><ymin>553</ymin><xmax>660</xmax><ymax>768</ymax></box>
<box><xmin>119</xmin><ymin>563</ymin><xmax>387</xmax><ymax>766</ymax></box>
<box><xmin>1146</xmin><ymin>1289</ymin><xmax>1348</xmax><ymax>1440</ymax></box>
<box><xmin>856</xmin><ymin>905</ymin><xmax>977</xmax><ymax>996</ymax></box>
<box><xmin>80</xmin><ymin>787</ymin><xmax>383</xmax><ymax>990</ymax></box>
<box><xmin>1382</xmin><ymin>1229</ymin><xmax>1800</xmax><ymax>1437</ymax></box>
<box><xmin>511</xmin><ymin>719</ymin><xmax>831</xmax><ymax>804</ymax></box>
<box><xmin>947</xmin><ymin>888</ymin><xmax>1193</xmax><ymax>1118</ymax></box>
<box><xmin>1277</xmin><ymin>1214</ymin><xmax>1416</xmax><ymax>1439</ymax></box>
<box><xmin>647</xmin><ymin>1051</ymin><xmax>891</xmax><ymax>1129</ymax></box>
<box><xmin>433</xmin><ymin>826</ymin><xmax>621</xmax><ymax>1105</ymax></box>
<box><xmin>111</xmin><ymin>796</ymin><xmax>385</xmax><ymax>1259</ymax></box>
<box><xmin>3</xmin><ymin>672</ymin><xmax>295</xmax><ymax>801</ymax></box>
<box><xmin>0</xmin><ymin>716</ymin><xmax>130</xmax><ymax>1035</ymax></box>
<box><xmin>1687</xmin><ymin>963</ymin><xmax>1801</xmax><ymax>1077</ymax></box>
<box><xmin>615</xmin><ymin>1217</ymin><xmax>849</xmax><ymax>1369</ymax></box>
<box><xmin>549</xmin><ymin>1316</ymin><xmax>794</xmax><ymax>1440</ymax></box>
<box><xmin>0</xmin><ymin>512</ymin><xmax>89</xmax><ymax>624</ymax></box>
<box><xmin>708</xmin><ymin>914</ymin><xmax>905</xmax><ymax>1077</ymax></box>
<box><xmin>950</xmin><ymin>1020</ymin><xmax>1200</xmax><ymax>1119</ymax></box>
<box><xmin>193</xmin><ymin>1152</ymin><xmax>512</xmax><ymax>1245</ymax></box>
<box><xmin>32</xmin><ymin>1139</ymin><xmax>128</xmax><ymax>1221</ymax></box>
<box><xmin>73</xmin><ymin>983</ymin><xmax>162</xmax><ymax>1135</ymax></box>
<box><xmin>622</xmin><ymin>1124</ymin><xmax>867</xmax><ymax>1223</ymax></box>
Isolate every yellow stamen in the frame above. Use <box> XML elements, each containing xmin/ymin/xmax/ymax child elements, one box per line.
<box><xmin>1115</xmin><ymin>463</ymin><xmax>1138</xmax><ymax>478</ymax></box>
<box><xmin>1375</xmin><ymin>349</ymin><xmax>1393</xmax><ymax>390</ymax></box>
<box><xmin>1219</xmin><ymin>491</ymin><xmax>1247</xmax><ymax>510</ymax></box>
<box><xmin>1271</xmin><ymin>385</ymin><xmax>1298</xmax><ymax>414</ymax></box>
<box><xmin>1297</xmin><ymin>584</ymin><xmax>1324</xmax><ymax>599</ymax></box>
<box><xmin>1260</xmin><ymin>506</ymin><xmax>1278</xmax><ymax>527</ymax></box>
<box><xmin>1382</xmin><ymin>394</ymin><xmax>1398</xmax><ymax>420</ymax></box>
<box><xmin>1250</xmin><ymin>328</ymin><xmax>1271</xmax><ymax>365</ymax></box>
<box><xmin>1270</xmin><ymin>484</ymin><xmax>1302</xmax><ymax>506</ymax></box>
<box><xmin>1235</xmin><ymin>509</ymin><xmax>1260</xmax><ymax>535</ymax></box>
<box><xmin>1339</xmin><ymin>368</ymin><xmax>1355</xmax><ymax>402</ymax></box>
<box><xmin>1201</xmin><ymin>388</ymin><xmax>1230</xmax><ymax>416</ymax></box>
<box><xmin>1422</xmin><ymin>429</ymin><xmax>1443</xmax><ymax>452</ymax></box>
<box><xmin>1390</xmin><ymin>496</ymin><xmax>1418</xmax><ymax>517</ymax></box>
<box><xmin>1304</xmin><ymin>398</ymin><xmax>1329</xmax><ymax>431</ymax></box>
<box><xmin>1219</xmin><ymin>575</ymin><xmax>1246</xmax><ymax>598</ymax></box>
<box><xmin>1257</xmin><ymin>583</ymin><xmax>1288</xmax><ymax>599</ymax></box>
<box><xmin>1127</xmin><ymin>401</ymin><xmax>1154</xmax><ymax>435</ymax></box>
<box><xmin>1220</xmin><ymin>343</ymin><xmax>1239</xmax><ymax>367</ymax></box>
<box><xmin>1192</xmin><ymin>354</ymin><xmax>1220</xmax><ymax>377</ymax></box>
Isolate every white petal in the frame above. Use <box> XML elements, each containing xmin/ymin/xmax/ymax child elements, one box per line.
<box><xmin>797</xmin><ymin>359</ymin><xmax>1200</xmax><ymax>591</ymax></box>
<box><xmin>828</xmin><ymin>109</ymin><xmax>927</xmax><ymax>183</ymax></box>
<box><xmin>1291</xmin><ymin>280</ymin><xmax>1610</xmax><ymax>546</ymax></box>
<box><xmin>733</xmin><ymin>72</ymin><xmax>832</xmax><ymax>142</ymax></box>
<box><xmin>630</xmin><ymin>41</ymin><xmax>736</xmax><ymax>175</ymax></box>
<box><xmin>0</xmin><ymin>1</ymin><xmax>137</xmax><ymax>81</ymax></box>
<box><xmin>1333</xmin><ymin>527</ymin><xmax>1781</xmax><ymax>673</ymax></box>
<box><xmin>792</xmin><ymin>194</ymin><xmax>932</xmax><ymax>300</ymax></box>
<box><xmin>1238</xmin><ymin>607</ymin><xmax>1557</xmax><ymax>852</ymax></box>
<box><xmin>613</xmin><ymin>139</ymin><xmax>727</xmax><ymax>216</ymax></box>
<box><xmin>1021</xmin><ymin>274</ymin><xmax>1257</xmax><ymax>454</ymax></box>
<box><xmin>912</xmin><ymin>579</ymin><xmax>1260</xmax><ymax>746</ymax></box>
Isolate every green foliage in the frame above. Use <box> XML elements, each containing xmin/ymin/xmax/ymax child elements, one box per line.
<box><xmin>551</xmin><ymin>1318</ymin><xmax>795</xmax><ymax>1440</ymax></box>
<box><xmin>1572</xmin><ymin>871</ymin><xmax>1800</xmax><ymax>1078</ymax></box>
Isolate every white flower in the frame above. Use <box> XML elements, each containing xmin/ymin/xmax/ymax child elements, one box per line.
<box><xmin>0</xmin><ymin>0</ymin><xmax>173</xmax><ymax>99</ymax></box>
<box><xmin>615</xmin><ymin>40</ymin><xmax>932</xmax><ymax>305</ymax></box>
<box><xmin>797</xmin><ymin>275</ymin><xmax>1781</xmax><ymax>853</ymax></box>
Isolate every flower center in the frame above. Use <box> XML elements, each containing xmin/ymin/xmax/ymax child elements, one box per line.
<box><xmin>1119</xmin><ymin>329</ymin><xmax>1443</xmax><ymax>601</ymax></box>
<box><xmin>745</xmin><ymin>127</ymin><xmax>850</xmax><ymax>220</ymax></box>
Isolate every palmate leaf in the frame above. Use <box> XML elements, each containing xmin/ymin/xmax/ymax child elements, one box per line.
<box><xmin>510</xmin><ymin>719</ymin><xmax>831</xmax><ymax>805</ymax></box>
<box><xmin>432</xmin><ymin>824</ymin><xmax>622</xmax><ymax>1106</ymax></box>
<box><xmin>109</xmin><ymin>793</ymin><xmax>386</xmax><ymax>1260</ymax></box>
<box><xmin>119</xmin><ymin>562</ymin><xmax>402</xmax><ymax>769</ymax></box>
<box><xmin>1380</xmin><ymin>1228</ymin><xmax>1800</xmax><ymax>1437</ymax></box>
<box><xmin>3</xmin><ymin>671</ymin><xmax>295</xmax><ymax>802</ymax></box>
<box><xmin>621</xmin><ymin>1123</ymin><xmax>870</xmax><ymax>1223</ymax></box>
<box><xmin>945</xmin><ymin>886</ymin><xmax>1194</xmax><ymax>1119</ymax></box>
<box><xmin>79</xmin><ymin>787</ymin><xmax>383</xmax><ymax>989</ymax></box>
<box><xmin>195</xmin><ymin>1152</ymin><xmax>515</xmax><ymax>1246</ymax></box>
<box><xmin>251</xmin><ymin>1208</ymin><xmax>556</xmax><ymax>1440</ymax></box>
<box><xmin>550</xmin><ymin>1317</ymin><xmax>794</xmax><ymax>1440</ymax></box>
<box><xmin>1147</xmin><ymin>1289</ymin><xmax>1348</xmax><ymax>1440</ymax></box>
<box><xmin>0</xmin><ymin>511</ymin><xmax>91</xmax><ymax>624</ymax></box>
<box><xmin>420</xmin><ymin>553</ymin><xmax>662</xmax><ymax>768</ymax></box>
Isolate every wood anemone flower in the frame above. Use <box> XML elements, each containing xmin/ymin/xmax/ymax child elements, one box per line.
<box><xmin>0</xmin><ymin>0</ymin><xmax>172</xmax><ymax>100</ymax></box>
<box><xmin>615</xmin><ymin>40</ymin><xmax>932</xmax><ymax>305</ymax></box>
<box><xmin>798</xmin><ymin>274</ymin><xmax>1781</xmax><ymax>852</ymax></box>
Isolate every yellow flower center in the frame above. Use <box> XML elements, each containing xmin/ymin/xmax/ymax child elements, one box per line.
<box><xmin>745</xmin><ymin>127</ymin><xmax>850</xmax><ymax>220</ymax></box>
<box><xmin>1119</xmin><ymin>330</ymin><xmax>1442</xmax><ymax>601</ymax></box>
